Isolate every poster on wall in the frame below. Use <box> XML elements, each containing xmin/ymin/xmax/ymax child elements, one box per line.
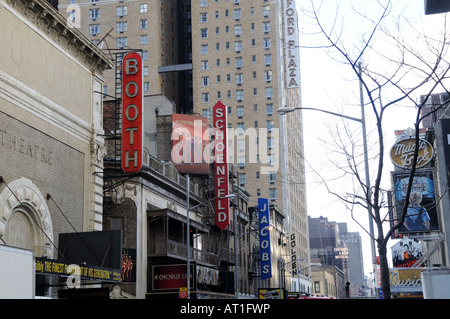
<box><xmin>391</xmin><ymin>238</ymin><xmax>423</xmax><ymax>268</ymax></box>
<box><xmin>391</xmin><ymin>170</ymin><xmax>439</xmax><ymax>235</ymax></box>
<box><xmin>171</xmin><ymin>113</ymin><xmax>210</xmax><ymax>175</ymax></box>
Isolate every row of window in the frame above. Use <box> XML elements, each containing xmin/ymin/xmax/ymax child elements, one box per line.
<box><xmin>202</xmin><ymin>103</ymin><xmax>275</xmax><ymax>117</ymax></box>
<box><xmin>201</xmin><ymin>87</ymin><xmax>273</xmax><ymax>103</ymax></box>
<box><xmin>201</xmin><ymin>53</ymin><xmax>272</xmax><ymax>69</ymax></box>
<box><xmin>199</xmin><ymin>5</ymin><xmax>271</xmax><ymax>22</ymax></box>
<box><xmin>200</xmin><ymin>21</ymin><xmax>272</xmax><ymax>38</ymax></box>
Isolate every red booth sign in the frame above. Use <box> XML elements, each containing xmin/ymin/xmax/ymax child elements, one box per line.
<box><xmin>122</xmin><ymin>52</ymin><xmax>143</xmax><ymax>174</ymax></box>
<box><xmin>213</xmin><ymin>101</ymin><xmax>230</xmax><ymax>230</ymax></box>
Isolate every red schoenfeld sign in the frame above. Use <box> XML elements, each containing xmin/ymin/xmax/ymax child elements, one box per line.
<box><xmin>213</xmin><ymin>101</ymin><xmax>230</xmax><ymax>230</ymax></box>
<box><xmin>122</xmin><ymin>52</ymin><xmax>143</xmax><ymax>174</ymax></box>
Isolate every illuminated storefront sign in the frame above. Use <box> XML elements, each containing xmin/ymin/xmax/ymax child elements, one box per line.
<box><xmin>122</xmin><ymin>52</ymin><xmax>143</xmax><ymax>174</ymax></box>
<box><xmin>35</xmin><ymin>257</ymin><xmax>122</xmax><ymax>282</ymax></box>
<box><xmin>213</xmin><ymin>101</ymin><xmax>230</xmax><ymax>230</ymax></box>
<box><xmin>284</xmin><ymin>0</ymin><xmax>300</xmax><ymax>88</ymax></box>
<box><xmin>390</xmin><ymin>138</ymin><xmax>434</xmax><ymax>169</ymax></box>
<box><xmin>259</xmin><ymin>198</ymin><xmax>272</xmax><ymax>280</ymax></box>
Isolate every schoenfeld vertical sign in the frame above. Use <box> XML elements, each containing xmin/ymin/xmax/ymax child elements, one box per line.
<box><xmin>258</xmin><ymin>198</ymin><xmax>272</xmax><ymax>280</ymax></box>
<box><xmin>213</xmin><ymin>101</ymin><xmax>230</xmax><ymax>230</ymax></box>
<box><xmin>122</xmin><ymin>52</ymin><xmax>143</xmax><ymax>174</ymax></box>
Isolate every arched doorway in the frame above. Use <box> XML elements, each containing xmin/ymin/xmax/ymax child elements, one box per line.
<box><xmin>0</xmin><ymin>178</ymin><xmax>54</xmax><ymax>258</ymax></box>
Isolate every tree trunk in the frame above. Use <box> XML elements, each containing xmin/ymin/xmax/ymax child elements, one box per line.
<box><xmin>378</xmin><ymin>244</ymin><xmax>391</xmax><ymax>299</ymax></box>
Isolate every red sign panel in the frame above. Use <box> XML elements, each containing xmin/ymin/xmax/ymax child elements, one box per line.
<box><xmin>152</xmin><ymin>264</ymin><xmax>194</xmax><ymax>291</ymax></box>
<box><xmin>122</xmin><ymin>52</ymin><xmax>143</xmax><ymax>174</ymax></box>
<box><xmin>213</xmin><ymin>101</ymin><xmax>230</xmax><ymax>230</ymax></box>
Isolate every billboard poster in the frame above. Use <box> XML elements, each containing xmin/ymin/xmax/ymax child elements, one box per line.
<box><xmin>259</xmin><ymin>198</ymin><xmax>272</xmax><ymax>280</ymax></box>
<box><xmin>392</xmin><ymin>170</ymin><xmax>439</xmax><ymax>234</ymax></box>
<box><xmin>213</xmin><ymin>101</ymin><xmax>230</xmax><ymax>230</ymax></box>
<box><xmin>122</xmin><ymin>52</ymin><xmax>143</xmax><ymax>174</ymax></box>
<box><xmin>171</xmin><ymin>113</ymin><xmax>209</xmax><ymax>175</ymax></box>
<box><xmin>121</xmin><ymin>248</ymin><xmax>136</xmax><ymax>282</ymax></box>
<box><xmin>391</xmin><ymin>238</ymin><xmax>423</xmax><ymax>268</ymax></box>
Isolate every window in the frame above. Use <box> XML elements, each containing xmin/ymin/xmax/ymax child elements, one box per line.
<box><xmin>202</xmin><ymin>93</ymin><xmax>210</xmax><ymax>103</ymax></box>
<box><xmin>234</xmin><ymin>41</ymin><xmax>242</xmax><ymax>52</ymax></box>
<box><xmin>89</xmin><ymin>8</ymin><xmax>100</xmax><ymax>19</ymax></box>
<box><xmin>236</xmin><ymin>106</ymin><xmax>244</xmax><ymax>118</ymax></box>
<box><xmin>265</xmin><ymin>70</ymin><xmax>273</xmax><ymax>82</ymax></box>
<box><xmin>314</xmin><ymin>281</ymin><xmax>321</xmax><ymax>293</ymax></box>
<box><xmin>116</xmin><ymin>6</ymin><xmax>127</xmax><ymax>16</ymax></box>
<box><xmin>201</xmin><ymin>60</ymin><xmax>209</xmax><ymax>70</ymax></box>
<box><xmin>237</xmin><ymin>123</ymin><xmax>245</xmax><ymax>132</ymax></box>
<box><xmin>89</xmin><ymin>24</ymin><xmax>100</xmax><ymax>35</ymax></box>
<box><xmin>266</xmin><ymin>120</ymin><xmax>274</xmax><ymax>131</ymax></box>
<box><xmin>237</xmin><ymin>156</ymin><xmax>246</xmax><ymax>168</ymax></box>
<box><xmin>256</xmin><ymin>171</ymin><xmax>260</xmax><ymax>180</ymax></box>
<box><xmin>202</xmin><ymin>76</ymin><xmax>209</xmax><ymax>87</ymax></box>
<box><xmin>140</xmin><ymin>19</ymin><xmax>148</xmax><ymax>29</ymax></box>
<box><xmin>256</xmin><ymin>189</ymin><xmax>261</xmax><ymax>197</ymax></box>
<box><xmin>236</xmin><ymin>73</ymin><xmax>243</xmax><ymax>85</ymax></box>
<box><xmin>200</xmin><ymin>0</ymin><xmax>207</xmax><ymax>7</ymax></box>
<box><xmin>265</xmin><ymin>87</ymin><xmax>273</xmax><ymax>99</ymax></box>
<box><xmin>269</xmin><ymin>172</ymin><xmax>276</xmax><ymax>183</ymax></box>
<box><xmin>235</xmin><ymin>57</ymin><xmax>243</xmax><ymax>68</ymax></box>
<box><xmin>202</xmin><ymin>108</ymin><xmax>212</xmax><ymax>119</ymax></box>
<box><xmin>264</xmin><ymin>54</ymin><xmax>272</xmax><ymax>65</ymax></box>
<box><xmin>116</xmin><ymin>21</ymin><xmax>127</xmax><ymax>32</ymax></box>
<box><xmin>140</xmin><ymin>4</ymin><xmax>148</xmax><ymax>13</ymax></box>
<box><xmin>263</xmin><ymin>21</ymin><xmax>271</xmax><ymax>33</ymax></box>
<box><xmin>269</xmin><ymin>188</ymin><xmax>277</xmax><ymax>200</ymax></box>
<box><xmin>201</xmin><ymin>28</ymin><xmax>208</xmax><ymax>38</ymax></box>
<box><xmin>238</xmin><ymin>173</ymin><xmax>247</xmax><ymax>185</ymax></box>
<box><xmin>201</xmin><ymin>44</ymin><xmax>209</xmax><ymax>55</ymax></box>
<box><xmin>262</xmin><ymin>5</ymin><xmax>270</xmax><ymax>17</ymax></box>
<box><xmin>200</xmin><ymin>12</ymin><xmax>208</xmax><ymax>22</ymax></box>
<box><xmin>140</xmin><ymin>35</ymin><xmax>148</xmax><ymax>45</ymax></box>
<box><xmin>236</xmin><ymin>89</ymin><xmax>244</xmax><ymax>101</ymax></box>
<box><xmin>143</xmin><ymin>66</ymin><xmax>148</xmax><ymax>77</ymax></box>
<box><xmin>266</xmin><ymin>103</ymin><xmax>274</xmax><ymax>115</ymax></box>
<box><xmin>144</xmin><ymin>82</ymin><xmax>150</xmax><ymax>92</ymax></box>
<box><xmin>267</xmin><ymin>136</ymin><xmax>274</xmax><ymax>149</ymax></box>
<box><xmin>142</xmin><ymin>50</ymin><xmax>148</xmax><ymax>60</ymax></box>
<box><xmin>234</xmin><ymin>25</ymin><xmax>242</xmax><ymax>36</ymax></box>
<box><xmin>234</xmin><ymin>9</ymin><xmax>241</xmax><ymax>20</ymax></box>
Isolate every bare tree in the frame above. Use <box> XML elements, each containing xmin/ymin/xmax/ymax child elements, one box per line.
<box><xmin>300</xmin><ymin>0</ymin><xmax>450</xmax><ymax>299</ymax></box>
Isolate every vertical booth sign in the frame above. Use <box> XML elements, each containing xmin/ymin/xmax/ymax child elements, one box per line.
<box><xmin>213</xmin><ymin>101</ymin><xmax>230</xmax><ymax>230</ymax></box>
<box><xmin>122</xmin><ymin>52</ymin><xmax>143</xmax><ymax>174</ymax></box>
<box><xmin>259</xmin><ymin>198</ymin><xmax>272</xmax><ymax>280</ymax></box>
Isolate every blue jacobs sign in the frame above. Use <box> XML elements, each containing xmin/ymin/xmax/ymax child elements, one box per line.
<box><xmin>258</xmin><ymin>198</ymin><xmax>272</xmax><ymax>280</ymax></box>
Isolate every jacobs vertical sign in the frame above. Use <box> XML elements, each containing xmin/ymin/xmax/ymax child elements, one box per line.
<box><xmin>122</xmin><ymin>52</ymin><xmax>143</xmax><ymax>174</ymax></box>
<box><xmin>213</xmin><ymin>101</ymin><xmax>230</xmax><ymax>230</ymax></box>
<box><xmin>259</xmin><ymin>198</ymin><xmax>272</xmax><ymax>280</ymax></box>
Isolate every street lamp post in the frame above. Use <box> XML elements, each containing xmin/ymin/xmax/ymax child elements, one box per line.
<box><xmin>185</xmin><ymin>177</ymin><xmax>235</xmax><ymax>299</ymax></box>
<box><xmin>277</xmin><ymin>65</ymin><xmax>378</xmax><ymax>296</ymax></box>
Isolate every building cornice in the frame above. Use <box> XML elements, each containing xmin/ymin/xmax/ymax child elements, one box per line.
<box><xmin>4</xmin><ymin>0</ymin><xmax>113</xmax><ymax>73</ymax></box>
